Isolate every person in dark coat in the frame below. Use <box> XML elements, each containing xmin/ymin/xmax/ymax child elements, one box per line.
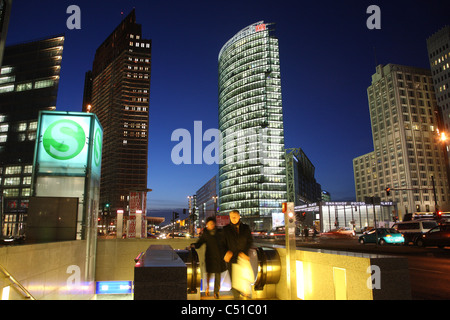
<box><xmin>222</xmin><ymin>209</ymin><xmax>253</xmax><ymax>299</ymax></box>
<box><xmin>192</xmin><ymin>216</ymin><xmax>226</xmax><ymax>298</ymax></box>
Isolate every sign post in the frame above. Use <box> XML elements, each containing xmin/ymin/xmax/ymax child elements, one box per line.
<box><xmin>283</xmin><ymin>202</ymin><xmax>297</xmax><ymax>300</ymax></box>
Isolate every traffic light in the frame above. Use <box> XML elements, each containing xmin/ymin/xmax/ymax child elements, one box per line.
<box><xmin>173</xmin><ymin>212</ymin><xmax>179</xmax><ymax>219</ymax></box>
<box><xmin>282</xmin><ymin>202</ymin><xmax>287</xmax><ymax>213</ymax></box>
<box><xmin>437</xmin><ymin>210</ymin><xmax>443</xmax><ymax>217</ymax></box>
<box><xmin>385</xmin><ymin>187</ymin><xmax>391</xmax><ymax>196</ymax></box>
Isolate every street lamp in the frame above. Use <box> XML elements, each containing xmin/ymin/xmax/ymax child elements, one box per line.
<box><xmin>212</xmin><ymin>195</ymin><xmax>218</xmax><ymax>219</ymax></box>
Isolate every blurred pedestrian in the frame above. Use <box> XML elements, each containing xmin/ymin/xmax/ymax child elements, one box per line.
<box><xmin>222</xmin><ymin>210</ymin><xmax>253</xmax><ymax>299</ymax></box>
<box><xmin>192</xmin><ymin>216</ymin><xmax>226</xmax><ymax>299</ymax></box>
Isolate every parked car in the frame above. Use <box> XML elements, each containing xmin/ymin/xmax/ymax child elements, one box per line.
<box><xmin>416</xmin><ymin>225</ymin><xmax>450</xmax><ymax>248</ymax></box>
<box><xmin>392</xmin><ymin>219</ymin><xmax>438</xmax><ymax>245</ymax></box>
<box><xmin>359</xmin><ymin>228</ymin><xmax>404</xmax><ymax>245</ymax></box>
<box><xmin>321</xmin><ymin>227</ymin><xmax>355</xmax><ymax>239</ymax></box>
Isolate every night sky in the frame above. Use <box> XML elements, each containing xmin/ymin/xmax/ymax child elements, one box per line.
<box><xmin>4</xmin><ymin>0</ymin><xmax>450</xmax><ymax>224</ymax></box>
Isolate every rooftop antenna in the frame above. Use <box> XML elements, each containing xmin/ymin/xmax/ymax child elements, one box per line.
<box><xmin>373</xmin><ymin>46</ymin><xmax>379</xmax><ymax>67</ymax></box>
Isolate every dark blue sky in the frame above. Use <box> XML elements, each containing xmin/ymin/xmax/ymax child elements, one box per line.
<box><xmin>5</xmin><ymin>0</ymin><xmax>450</xmax><ymax>222</ymax></box>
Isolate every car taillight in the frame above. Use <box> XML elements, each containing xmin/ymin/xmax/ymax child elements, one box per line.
<box><xmin>386</xmin><ymin>234</ymin><xmax>392</xmax><ymax>237</ymax></box>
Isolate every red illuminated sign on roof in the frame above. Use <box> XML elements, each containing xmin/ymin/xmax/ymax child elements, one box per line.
<box><xmin>255</xmin><ymin>24</ymin><xmax>266</xmax><ymax>32</ymax></box>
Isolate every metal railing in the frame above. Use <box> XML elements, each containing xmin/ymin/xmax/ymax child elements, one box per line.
<box><xmin>0</xmin><ymin>264</ymin><xmax>35</xmax><ymax>300</ymax></box>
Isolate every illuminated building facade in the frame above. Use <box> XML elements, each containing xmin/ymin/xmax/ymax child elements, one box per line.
<box><xmin>218</xmin><ymin>21</ymin><xmax>286</xmax><ymax>230</ymax></box>
<box><xmin>83</xmin><ymin>10</ymin><xmax>151</xmax><ymax>215</ymax></box>
<box><xmin>0</xmin><ymin>0</ymin><xmax>12</xmax><ymax>66</ymax></box>
<box><xmin>427</xmin><ymin>26</ymin><xmax>450</xmax><ymax>132</ymax></box>
<box><xmin>0</xmin><ymin>35</ymin><xmax>64</xmax><ymax>236</ymax></box>
<box><xmin>353</xmin><ymin>64</ymin><xmax>450</xmax><ymax>219</ymax></box>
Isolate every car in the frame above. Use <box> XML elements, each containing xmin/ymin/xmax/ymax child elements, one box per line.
<box><xmin>1</xmin><ymin>235</ymin><xmax>25</xmax><ymax>245</ymax></box>
<box><xmin>321</xmin><ymin>227</ymin><xmax>355</xmax><ymax>239</ymax></box>
<box><xmin>392</xmin><ymin>219</ymin><xmax>438</xmax><ymax>245</ymax></box>
<box><xmin>265</xmin><ymin>227</ymin><xmax>285</xmax><ymax>239</ymax></box>
<box><xmin>251</xmin><ymin>230</ymin><xmax>268</xmax><ymax>238</ymax></box>
<box><xmin>416</xmin><ymin>225</ymin><xmax>450</xmax><ymax>248</ymax></box>
<box><xmin>359</xmin><ymin>228</ymin><xmax>404</xmax><ymax>245</ymax></box>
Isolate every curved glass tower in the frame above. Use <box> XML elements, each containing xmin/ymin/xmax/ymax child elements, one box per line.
<box><xmin>218</xmin><ymin>21</ymin><xmax>286</xmax><ymax>230</ymax></box>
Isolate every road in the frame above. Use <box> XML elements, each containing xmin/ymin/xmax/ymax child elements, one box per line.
<box><xmin>254</xmin><ymin>236</ymin><xmax>450</xmax><ymax>300</ymax></box>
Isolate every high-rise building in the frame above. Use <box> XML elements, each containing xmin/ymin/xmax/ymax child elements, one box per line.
<box><xmin>0</xmin><ymin>34</ymin><xmax>64</xmax><ymax>236</ymax></box>
<box><xmin>218</xmin><ymin>21</ymin><xmax>286</xmax><ymax>230</ymax></box>
<box><xmin>285</xmin><ymin>148</ymin><xmax>322</xmax><ymax>206</ymax></box>
<box><xmin>427</xmin><ymin>26</ymin><xmax>450</xmax><ymax>132</ymax></box>
<box><xmin>0</xmin><ymin>0</ymin><xmax>12</xmax><ymax>67</ymax></box>
<box><xmin>196</xmin><ymin>174</ymin><xmax>219</xmax><ymax>227</ymax></box>
<box><xmin>354</xmin><ymin>64</ymin><xmax>450</xmax><ymax>220</ymax></box>
<box><xmin>83</xmin><ymin>10</ymin><xmax>151</xmax><ymax>215</ymax></box>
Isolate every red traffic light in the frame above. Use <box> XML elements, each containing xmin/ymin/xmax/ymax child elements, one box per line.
<box><xmin>437</xmin><ymin>210</ymin><xmax>443</xmax><ymax>216</ymax></box>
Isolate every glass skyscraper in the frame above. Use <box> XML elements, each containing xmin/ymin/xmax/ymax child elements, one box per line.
<box><xmin>0</xmin><ymin>35</ymin><xmax>64</xmax><ymax>236</ymax></box>
<box><xmin>218</xmin><ymin>21</ymin><xmax>286</xmax><ymax>230</ymax></box>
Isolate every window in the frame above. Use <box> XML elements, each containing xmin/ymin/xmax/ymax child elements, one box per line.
<box><xmin>5</xmin><ymin>166</ymin><xmax>21</xmax><ymax>175</ymax></box>
<box><xmin>0</xmin><ymin>124</ymin><xmax>8</xmax><ymax>132</ymax></box>
<box><xmin>0</xmin><ymin>84</ymin><xmax>14</xmax><ymax>93</ymax></box>
<box><xmin>28</xmin><ymin>121</ymin><xmax>37</xmax><ymax>130</ymax></box>
<box><xmin>4</xmin><ymin>177</ymin><xmax>20</xmax><ymax>186</ymax></box>
<box><xmin>23</xmin><ymin>166</ymin><xmax>32</xmax><ymax>174</ymax></box>
<box><xmin>34</xmin><ymin>79</ymin><xmax>54</xmax><ymax>89</ymax></box>
<box><xmin>16</xmin><ymin>82</ymin><xmax>32</xmax><ymax>92</ymax></box>
<box><xmin>16</xmin><ymin>122</ymin><xmax>27</xmax><ymax>131</ymax></box>
<box><xmin>3</xmin><ymin>189</ymin><xmax>19</xmax><ymax>197</ymax></box>
<box><xmin>0</xmin><ymin>67</ymin><xmax>13</xmax><ymax>75</ymax></box>
<box><xmin>0</xmin><ymin>76</ymin><xmax>15</xmax><ymax>84</ymax></box>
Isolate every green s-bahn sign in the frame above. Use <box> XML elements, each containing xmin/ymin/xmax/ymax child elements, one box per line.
<box><xmin>35</xmin><ymin>111</ymin><xmax>103</xmax><ymax>176</ymax></box>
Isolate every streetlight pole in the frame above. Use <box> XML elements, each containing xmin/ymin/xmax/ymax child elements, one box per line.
<box><xmin>212</xmin><ymin>195</ymin><xmax>217</xmax><ymax>219</ymax></box>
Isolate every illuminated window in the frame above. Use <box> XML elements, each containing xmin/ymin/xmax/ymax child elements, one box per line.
<box><xmin>4</xmin><ymin>177</ymin><xmax>20</xmax><ymax>186</ymax></box>
<box><xmin>3</xmin><ymin>189</ymin><xmax>19</xmax><ymax>197</ymax></box>
<box><xmin>21</xmin><ymin>188</ymin><xmax>31</xmax><ymax>197</ymax></box>
<box><xmin>0</xmin><ymin>85</ymin><xmax>14</xmax><ymax>93</ymax></box>
<box><xmin>34</xmin><ymin>79</ymin><xmax>54</xmax><ymax>89</ymax></box>
<box><xmin>0</xmin><ymin>76</ymin><xmax>15</xmax><ymax>84</ymax></box>
<box><xmin>16</xmin><ymin>82</ymin><xmax>32</xmax><ymax>92</ymax></box>
<box><xmin>0</xmin><ymin>124</ymin><xmax>8</xmax><ymax>132</ymax></box>
<box><xmin>28</xmin><ymin>121</ymin><xmax>37</xmax><ymax>130</ymax></box>
<box><xmin>16</xmin><ymin>122</ymin><xmax>27</xmax><ymax>131</ymax></box>
<box><xmin>5</xmin><ymin>166</ymin><xmax>21</xmax><ymax>174</ymax></box>
<box><xmin>0</xmin><ymin>67</ymin><xmax>13</xmax><ymax>75</ymax></box>
<box><xmin>23</xmin><ymin>166</ymin><xmax>32</xmax><ymax>174</ymax></box>
<box><xmin>0</xmin><ymin>135</ymin><xmax>7</xmax><ymax>143</ymax></box>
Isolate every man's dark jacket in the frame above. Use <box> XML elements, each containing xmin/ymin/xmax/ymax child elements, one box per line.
<box><xmin>222</xmin><ymin>221</ymin><xmax>253</xmax><ymax>264</ymax></box>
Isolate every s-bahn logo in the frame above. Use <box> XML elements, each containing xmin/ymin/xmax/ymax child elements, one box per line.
<box><xmin>43</xmin><ymin>119</ymin><xmax>86</xmax><ymax>160</ymax></box>
<box><xmin>93</xmin><ymin>128</ymin><xmax>102</xmax><ymax>166</ymax></box>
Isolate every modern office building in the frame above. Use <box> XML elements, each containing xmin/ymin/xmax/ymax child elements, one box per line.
<box><xmin>83</xmin><ymin>9</ymin><xmax>151</xmax><ymax>215</ymax></box>
<box><xmin>285</xmin><ymin>147</ymin><xmax>322</xmax><ymax>206</ymax></box>
<box><xmin>218</xmin><ymin>21</ymin><xmax>286</xmax><ymax>230</ymax></box>
<box><xmin>0</xmin><ymin>35</ymin><xmax>64</xmax><ymax>236</ymax></box>
<box><xmin>196</xmin><ymin>174</ymin><xmax>219</xmax><ymax>227</ymax></box>
<box><xmin>354</xmin><ymin>64</ymin><xmax>450</xmax><ymax>220</ymax></box>
<box><xmin>0</xmin><ymin>0</ymin><xmax>12</xmax><ymax>67</ymax></box>
<box><xmin>427</xmin><ymin>26</ymin><xmax>450</xmax><ymax>132</ymax></box>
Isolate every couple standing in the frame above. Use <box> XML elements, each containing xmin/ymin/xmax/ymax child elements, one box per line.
<box><xmin>192</xmin><ymin>210</ymin><xmax>253</xmax><ymax>299</ymax></box>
